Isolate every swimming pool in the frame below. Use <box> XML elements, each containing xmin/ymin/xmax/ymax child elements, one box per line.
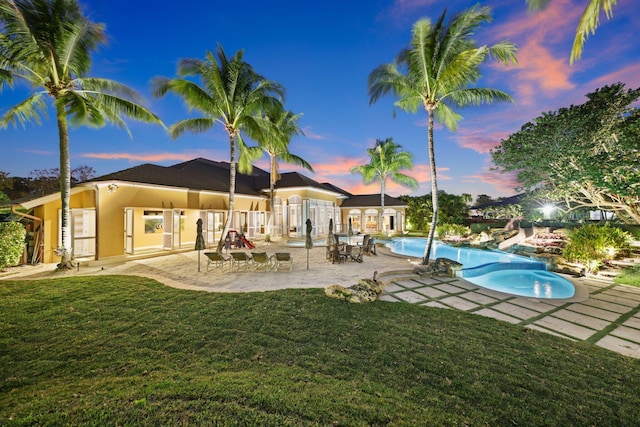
<box><xmin>386</xmin><ymin>238</ymin><xmax>575</xmax><ymax>299</ymax></box>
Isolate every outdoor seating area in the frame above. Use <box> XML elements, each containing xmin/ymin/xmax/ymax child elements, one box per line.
<box><xmin>327</xmin><ymin>233</ymin><xmax>372</xmax><ymax>264</ymax></box>
<box><xmin>219</xmin><ymin>251</ymin><xmax>293</xmax><ymax>272</ymax></box>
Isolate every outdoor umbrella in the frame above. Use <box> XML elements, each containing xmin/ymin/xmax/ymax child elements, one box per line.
<box><xmin>326</xmin><ymin>218</ymin><xmax>335</xmax><ymax>248</ymax></box>
<box><xmin>348</xmin><ymin>217</ymin><xmax>353</xmax><ymax>237</ymax></box>
<box><xmin>305</xmin><ymin>218</ymin><xmax>313</xmax><ymax>270</ymax></box>
<box><xmin>195</xmin><ymin>218</ymin><xmax>206</xmax><ymax>272</ymax></box>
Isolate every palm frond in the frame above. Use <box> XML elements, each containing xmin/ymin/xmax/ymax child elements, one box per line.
<box><xmin>571</xmin><ymin>0</ymin><xmax>617</xmax><ymax>65</ymax></box>
<box><xmin>0</xmin><ymin>92</ymin><xmax>47</xmax><ymax>128</ymax></box>
<box><xmin>168</xmin><ymin>118</ymin><xmax>215</xmax><ymax>140</ymax></box>
<box><xmin>278</xmin><ymin>152</ymin><xmax>313</xmax><ymax>172</ymax></box>
<box><xmin>390</xmin><ymin>172</ymin><xmax>419</xmax><ymax>189</ymax></box>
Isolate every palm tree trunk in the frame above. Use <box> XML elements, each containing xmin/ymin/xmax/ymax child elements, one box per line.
<box><xmin>217</xmin><ymin>133</ymin><xmax>237</xmax><ymax>252</ymax></box>
<box><xmin>422</xmin><ymin>107</ymin><xmax>438</xmax><ymax>265</ymax></box>
<box><xmin>380</xmin><ymin>180</ymin><xmax>386</xmax><ymax>234</ymax></box>
<box><xmin>269</xmin><ymin>154</ymin><xmax>276</xmax><ymax>237</ymax></box>
<box><xmin>56</xmin><ymin>104</ymin><xmax>73</xmax><ymax>269</ymax></box>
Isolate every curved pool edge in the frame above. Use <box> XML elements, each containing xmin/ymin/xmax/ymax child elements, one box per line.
<box><xmin>459</xmin><ymin>271</ymin><xmax>589</xmax><ymax>303</ymax></box>
<box><xmin>380</xmin><ymin>241</ymin><xmax>590</xmax><ymax>302</ymax></box>
<box><xmin>551</xmin><ymin>276</ymin><xmax>589</xmax><ymax>303</ymax></box>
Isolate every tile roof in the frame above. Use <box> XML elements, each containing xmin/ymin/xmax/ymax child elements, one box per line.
<box><xmin>92</xmin><ymin>158</ymin><xmax>267</xmax><ymax>195</ymax></box>
<box><xmin>340</xmin><ymin>194</ymin><xmax>406</xmax><ymax>208</ymax></box>
<box><xmin>15</xmin><ymin>158</ymin><xmax>404</xmax><ymax>209</ymax></box>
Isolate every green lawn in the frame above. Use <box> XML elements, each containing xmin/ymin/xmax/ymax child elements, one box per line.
<box><xmin>615</xmin><ymin>264</ymin><xmax>640</xmax><ymax>287</ymax></box>
<box><xmin>1</xmin><ymin>276</ymin><xmax>639</xmax><ymax>425</ymax></box>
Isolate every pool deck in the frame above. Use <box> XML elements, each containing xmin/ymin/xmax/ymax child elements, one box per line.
<box><xmin>2</xmin><ymin>242</ymin><xmax>639</xmax><ymax>359</ymax></box>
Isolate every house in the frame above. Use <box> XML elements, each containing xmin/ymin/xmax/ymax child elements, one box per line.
<box><xmin>10</xmin><ymin>158</ymin><xmax>407</xmax><ymax>264</ymax></box>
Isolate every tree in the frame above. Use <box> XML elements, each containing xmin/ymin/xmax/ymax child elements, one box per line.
<box><xmin>0</xmin><ymin>0</ymin><xmax>163</xmax><ymax>268</ymax></box>
<box><xmin>351</xmin><ymin>138</ymin><xmax>418</xmax><ymax>234</ymax></box>
<box><xmin>368</xmin><ymin>5</ymin><xmax>517</xmax><ymax>264</ymax></box>
<box><xmin>152</xmin><ymin>44</ymin><xmax>284</xmax><ymax>252</ymax></box>
<box><xmin>252</xmin><ymin>104</ymin><xmax>313</xmax><ymax>238</ymax></box>
<box><xmin>29</xmin><ymin>165</ymin><xmax>95</xmax><ymax>195</ymax></box>
<box><xmin>474</xmin><ymin>194</ymin><xmax>495</xmax><ymax>207</ymax></box>
<box><xmin>438</xmin><ymin>192</ymin><xmax>471</xmax><ymax>224</ymax></box>
<box><xmin>492</xmin><ymin>83</ymin><xmax>640</xmax><ymax>224</ymax></box>
<box><xmin>0</xmin><ymin>171</ymin><xmax>12</xmax><ymax>203</ymax></box>
<box><xmin>526</xmin><ymin>0</ymin><xmax>619</xmax><ymax>65</ymax></box>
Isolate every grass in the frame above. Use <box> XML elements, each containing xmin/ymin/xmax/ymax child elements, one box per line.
<box><xmin>615</xmin><ymin>264</ymin><xmax>640</xmax><ymax>287</ymax></box>
<box><xmin>1</xmin><ymin>276</ymin><xmax>640</xmax><ymax>426</ymax></box>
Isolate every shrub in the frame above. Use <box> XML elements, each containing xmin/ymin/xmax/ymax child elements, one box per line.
<box><xmin>563</xmin><ymin>224</ymin><xmax>632</xmax><ymax>273</ymax></box>
<box><xmin>437</xmin><ymin>223</ymin><xmax>471</xmax><ymax>239</ymax></box>
<box><xmin>0</xmin><ymin>221</ymin><xmax>26</xmax><ymax>270</ymax></box>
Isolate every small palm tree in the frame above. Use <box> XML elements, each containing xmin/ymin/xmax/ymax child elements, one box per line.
<box><xmin>252</xmin><ymin>104</ymin><xmax>313</xmax><ymax>238</ymax></box>
<box><xmin>368</xmin><ymin>5</ymin><xmax>517</xmax><ymax>265</ymax></box>
<box><xmin>351</xmin><ymin>138</ymin><xmax>418</xmax><ymax>234</ymax></box>
<box><xmin>526</xmin><ymin>0</ymin><xmax>618</xmax><ymax>65</ymax></box>
<box><xmin>0</xmin><ymin>0</ymin><xmax>163</xmax><ymax>268</ymax></box>
<box><xmin>152</xmin><ymin>44</ymin><xmax>284</xmax><ymax>252</ymax></box>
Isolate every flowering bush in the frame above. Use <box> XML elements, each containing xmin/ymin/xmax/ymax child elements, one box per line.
<box><xmin>437</xmin><ymin>223</ymin><xmax>471</xmax><ymax>239</ymax></box>
<box><xmin>0</xmin><ymin>222</ymin><xmax>26</xmax><ymax>270</ymax></box>
<box><xmin>564</xmin><ymin>225</ymin><xmax>632</xmax><ymax>273</ymax></box>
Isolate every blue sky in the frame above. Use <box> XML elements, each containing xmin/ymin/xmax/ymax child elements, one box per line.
<box><xmin>1</xmin><ymin>0</ymin><xmax>639</xmax><ymax>201</ymax></box>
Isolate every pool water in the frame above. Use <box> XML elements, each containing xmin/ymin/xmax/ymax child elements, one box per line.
<box><xmin>386</xmin><ymin>238</ymin><xmax>575</xmax><ymax>299</ymax></box>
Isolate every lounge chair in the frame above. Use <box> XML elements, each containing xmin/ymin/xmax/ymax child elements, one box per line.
<box><xmin>251</xmin><ymin>252</ymin><xmax>274</xmax><ymax>271</ymax></box>
<box><xmin>230</xmin><ymin>252</ymin><xmax>252</xmax><ymax>271</ymax></box>
<box><xmin>205</xmin><ymin>252</ymin><xmax>230</xmax><ymax>271</ymax></box>
<box><xmin>273</xmin><ymin>252</ymin><xmax>293</xmax><ymax>271</ymax></box>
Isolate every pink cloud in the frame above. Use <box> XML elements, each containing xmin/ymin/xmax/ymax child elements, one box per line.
<box><xmin>80</xmin><ymin>149</ymin><xmax>222</xmax><ymax>162</ymax></box>
<box><xmin>462</xmin><ymin>167</ymin><xmax>521</xmax><ymax>196</ymax></box>
<box><xmin>300</xmin><ymin>127</ymin><xmax>329</xmax><ymax>140</ymax></box>
<box><xmin>490</xmin><ymin>0</ymin><xmax>580</xmax><ymax>103</ymax></box>
<box><xmin>590</xmin><ymin>63</ymin><xmax>640</xmax><ymax>89</ymax></box>
<box><xmin>455</xmin><ymin>128</ymin><xmax>510</xmax><ymax>154</ymax></box>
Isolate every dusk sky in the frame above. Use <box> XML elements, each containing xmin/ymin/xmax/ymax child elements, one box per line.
<box><xmin>1</xmin><ymin>0</ymin><xmax>639</xmax><ymax>200</ymax></box>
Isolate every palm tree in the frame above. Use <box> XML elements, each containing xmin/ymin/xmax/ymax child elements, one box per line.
<box><xmin>368</xmin><ymin>5</ymin><xmax>517</xmax><ymax>265</ymax></box>
<box><xmin>0</xmin><ymin>0</ymin><xmax>163</xmax><ymax>269</ymax></box>
<box><xmin>252</xmin><ymin>104</ymin><xmax>313</xmax><ymax>238</ymax></box>
<box><xmin>152</xmin><ymin>44</ymin><xmax>284</xmax><ymax>252</ymax></box>
<box><xmin>351</xmin><ymin>138</ymin><xmax>418</xmax><ymax>234</ymax></box>
<box><xmin>526</xmin><ymin>0</ymin><xmax>618</xmax><ymax>65</ymax></box>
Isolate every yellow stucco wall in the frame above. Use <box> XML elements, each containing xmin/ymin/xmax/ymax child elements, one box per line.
<box><xmin>28</xmin><ymin>181</ymin><xmax>347</xmax><ymax>263</ymax></box>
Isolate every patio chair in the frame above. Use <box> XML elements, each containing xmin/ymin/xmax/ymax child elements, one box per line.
<box><xmin>251</xmin><ymin>252</ymin><xmax>274</xmax><ymax>271</ymax></box>
<box><xmin>329</xmin><ymin>245</ymin><xmax>343</xmax><ymax>264</ymax></box>
<box><xmin>361</xmin><ymin>234</ymin><xmax>371</xmax><ymax>252</ymax></box>
<box><xmin>273</xmin><ymin>252</ymin><xmax>293</xmax><ymax>271</ymax></box>
<box><xmin>363</xmin><ymin>235</ymin><xmax>376</xmax><ymax>256</ymax></box>
<box><xmin>343</xmin><ymin>244</ymin><xmax>354</xmax><ymax>262</ymax></box>
<box><xmin>205</xmin><ymin>252</ymin><xmax>230</xmax><ymax>271</ymax></box>
<box><xmin>350</xmin><ymin>246</ymin><xmax>364</xmax><ymax>263</ymax></box>
<box><xmin>230</xmin><ymin>252</ymin><xmax>252</xmax><ymax>271</ymax></box>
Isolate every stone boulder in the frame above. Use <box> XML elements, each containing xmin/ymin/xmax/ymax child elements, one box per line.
<box><xmin>414</xmin><ymin>257</ymin><xmax>463</xmax><ymax>277</ymax></box>
<box><xmin>325</xmin><ymin>273</ymin><xmax>384</xmax><ymax>303</ymax></box>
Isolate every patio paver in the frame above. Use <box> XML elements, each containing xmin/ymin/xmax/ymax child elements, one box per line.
<box><xmin>533</xmin><ymin>316</ymin><xmax>597</xmax><ymax>340</ymax></box>
<box><xmin>596</xmin><ymin>335</ymin><xmax>640</xmax><ymax>358</ymax></box>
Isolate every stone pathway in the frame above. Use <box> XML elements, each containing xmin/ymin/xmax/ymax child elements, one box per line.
<box><xmin>377</xmin><ymin>270</ymin><xmax>640</xmax><ymax>359</ymax></box>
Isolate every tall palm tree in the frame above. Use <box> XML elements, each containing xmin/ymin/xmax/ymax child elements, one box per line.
<box><xmin>152</xmin><ymin>44</ymin><xmax>284</xmax><ymax>252</ymax></box>
<box><xmin>526</xmin><ymin>0</ymin><xmax>618</xmax><ymax>65</ymax></box>
<box><xmin>0</xmin><ymin>0</ymin><xmax>163</xmax><ymax>269</ymax></box>
<box><xmin>252</xmin><ymin>104</ymin><xmax>313</xmax><ymax>238</ymax></box>
<box><xmin>368</xmin><ymin>5</ymin><xmax>517</xmax><ymax>265</ymax></box>
<box><xmin>351</xmin><ymin>138</ymin><xmax>418</xmax><ymax>234</ymax></box>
